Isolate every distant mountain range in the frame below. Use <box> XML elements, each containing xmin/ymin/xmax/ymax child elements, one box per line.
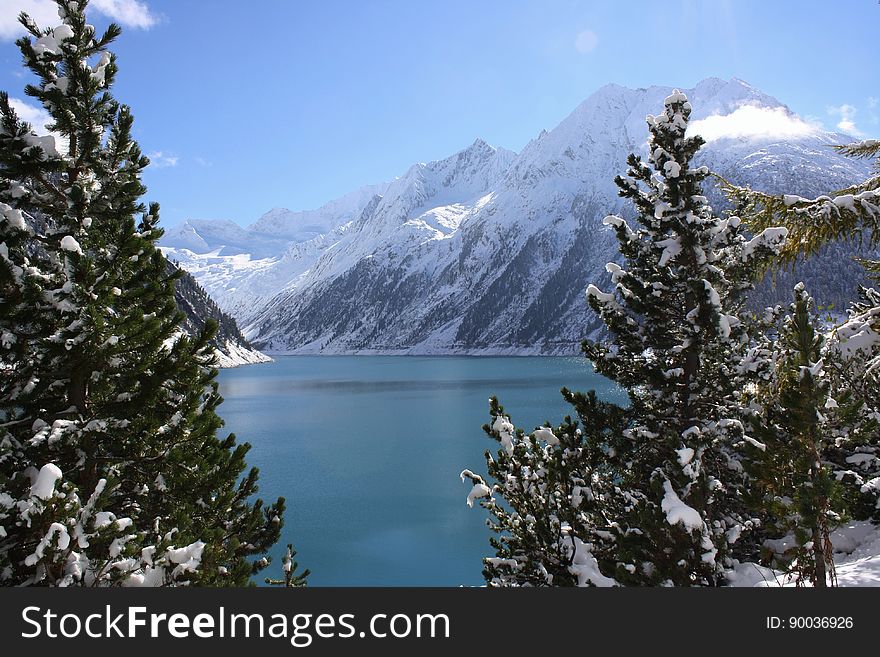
<box><xmin>160</xmin><ymin>78</ymin><xmax>874</xmax><ymax>355</ymax></box>
<box><xmin>169</xmin><ymin>261</ymin><xmax>270</xmax><ymax>367</ymax></box>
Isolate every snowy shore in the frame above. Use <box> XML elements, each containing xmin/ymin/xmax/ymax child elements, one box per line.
<box><xmin>214</xmin><ymin>340</ymin><xmax>273</xmax><ymax>368</ymax></box>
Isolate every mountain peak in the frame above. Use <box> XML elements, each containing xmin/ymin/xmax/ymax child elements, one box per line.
<box><xmin>453</xmin><ymin>137</ymin><xmax>502</xmax><ymax>162</ymax></box>
<box><xmin>690</xmin><ymin>78</ymin><xmax>786</xmax><ymax>119</ymax></box>
<box><xmin>692</xmin><ymin>76</ymin><xmax>729</xmax><ymax>94</ymax></box>
<box><xmin>593</xmin><ymin>81</ymin><xmax>630</xmax><ymax>96</ymax></box>
<box><xmin>378</xmin><ymin>136</ymin><xmax>516</xmax><ymax>215</ymax></box>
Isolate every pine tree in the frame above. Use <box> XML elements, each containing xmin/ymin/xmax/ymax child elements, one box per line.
<box><xmin>0</xmin><ymin>0</ymin><xmax>286</xmax><ymax>586</ymax></box>
<box><xmin>724</xmin><ymin>139</ymin><xmax>879</xmax><ymax>268</ymax></box>
<box><xmin>739</xmin><ymin>284</ymin><xmax>854</xmax><ymax>586</ymax></box>
<box><xmin>821</xmin><ymin>287</ymin><xmax>880</xmax><ymax>522</ymax></box>
<box><xmin>582</xmin><ymin>90</ymin><xmax>790</xmax><ymax>585</ymax></box>
<box><xmin>461</xmin><ymin>392</ymin><xmax>627</xmax><ymax>586</ymax></box>
<box><xmin>463</xmin><ymin>91</ymin><xmax>789</xmax><ymax>586</ymax></box>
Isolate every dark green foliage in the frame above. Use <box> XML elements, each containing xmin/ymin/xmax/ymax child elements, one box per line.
<box><xmin>821</xmin><ymin>285</ymin><xmax>880</xmax><ymax>524</ymax></box>
<box><xmin>461</xmin><ymin>394</ymin><xmax>625</xmax><ymax>586</ymax></box>
<box><xmin>729</xmin><ymin>139</ymin><xmax>880</xmax><ymax>533</ymax></box>
<box><xmin>723</xmin><ymin>140</ymin><xmax>880</xmax><ymax>270</ymax></box>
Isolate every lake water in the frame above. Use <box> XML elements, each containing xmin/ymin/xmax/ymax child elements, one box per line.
<box><xmin>216</xmin><ymin>356</ymin><xmax>625</xmax><ymax>586</ymax></box>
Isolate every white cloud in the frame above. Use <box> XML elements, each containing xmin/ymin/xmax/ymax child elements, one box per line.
<box><xmin>574</xmin><ymin>29</ymin><xmax>598</xmax><ymax>54</ymax></box>
<box><xmin>0</xmin><ymin>0</ymin><xmax>58</xmax><ymax>39</ymax></box>
<box><xmin>9</xmin><ymin>96</ymin><xmax>53</xmax><ymax>133</ymax></box>
<box><xmin>869</xmin><ymin>97</ymin><xmax>879</xmax><ymax>110</ymax></box>
<box><xmin>90</xmin><ymin>0</ymin><xmax>158</xmax><ymax>29</ymax></box>
<box><xmin>1</xmin><ymin>0</ymin><xmax>158</xmax><ymax>40</ymax></box>
<box><xmin>148</xmin><ymin>151</ymin><xmax>178</xmax><ymax>168</ymax></box>
<box><xmin>827</xmin><ymin>104</ymin><xmax>862</xmax><ymax>136</ymax></box>
<box><xmin>688</xmin><ymin>104</ymin><xmax>821</xmax><ymax>143</ymax></box>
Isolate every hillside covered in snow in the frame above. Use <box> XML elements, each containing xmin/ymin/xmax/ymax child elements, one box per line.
<box><xmin>160</xmin><ymin>78</ymin><xmax>873</xmax><ymax>355</ymax></box>
<box><xmin>170</xmin><ymin>261</ymin><xmax>271</xmax><ymax>367</ymax></box>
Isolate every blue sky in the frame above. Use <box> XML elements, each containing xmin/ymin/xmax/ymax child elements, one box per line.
<box><xmin>1</xmin><ymin>0</ymin><xmax>878</xmax><ymax>228</ymax></box>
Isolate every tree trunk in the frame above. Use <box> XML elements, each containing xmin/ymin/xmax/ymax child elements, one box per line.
<box><xmin>70</xmin><ymin>362</ymin><xmax>97</xmax><ymax>493</ymax></box>
<box><xmin>812</xmin><ymin>526</ymin><xmax>827</xmax><ymax>588</ymax></box>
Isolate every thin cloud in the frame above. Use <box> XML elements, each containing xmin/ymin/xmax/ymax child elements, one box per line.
<box><xmin>574</xmin><ymin>29</ymin><xmax>599</xmax><ymax>54</ymax></box>
<box><xmin>827</xmin><ymin>104</ymin><xmax>862</xmax><ymax>136</ymax></box>
<box><xmin>688</xmin><ymin>105</ymin><xmax>821</xmax><ymax>143</ymax></box>
<box><xmin>1</xmin><ymin>0</ymin><xmax>159</xmax><ymax>40</ymax></box>
<box><xmin>148</xmin><ymin>151</ymin><xmax>179</xmax><ymax>168</ymax></box>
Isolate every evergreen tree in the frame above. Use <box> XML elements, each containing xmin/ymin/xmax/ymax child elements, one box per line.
<box><xmin>0</xmin><ymin>0</ymin><xmax>286</xmax><ymax>586</ymax></box>
<box><xmin>739</xmin><ymin>284</ymin><xmax>854</xmax><ymax>586</ymax></box>
<box><xmin>724</xmin><ymin>139</ymin><xmax>879</xmax><ymax>268</ymax></box>
<box><xmin>464</xmin><ymin>91</ymin><xmax>789</xmax><ymax>586</ymax></box>
<box><xmin>820</xmin><ymin>287</ymin><xmax>880</xmax><ymax>522</ymax></box>
<box><xmin>461</xmin><ymin>392</ymin><xmax>627</xmax><ymax>586</ymax></box>
<box><xmin>582</xmin><ymin>90</ymin><xmax>788</xmax><ymax>585</ymax></box>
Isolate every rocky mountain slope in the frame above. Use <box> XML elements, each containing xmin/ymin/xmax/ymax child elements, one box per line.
<box><xmin>169</xmin><ymin>260</ymin><xmax>271</xmax><ymax>367</ymax></box>
<box><xmin>161</xmin><ymin>78</ymin><xmax>874</xmax><ymax>355</ymax></box>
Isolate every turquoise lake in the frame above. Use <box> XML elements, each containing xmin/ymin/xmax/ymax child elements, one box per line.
<box><xmin>216</xmin><ymin>356</ymin><xmax>626</xmax><ymax>586</ymax></box>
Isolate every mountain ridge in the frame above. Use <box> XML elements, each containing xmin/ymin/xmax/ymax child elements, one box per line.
<box><xmin>160</xmin><ymin>78</ymin><xmax>874</xmax><ymax>355</ymax></box>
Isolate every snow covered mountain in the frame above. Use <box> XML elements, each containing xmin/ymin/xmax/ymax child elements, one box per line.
<box><xmin>170</xmin><ymin>262</ymin><xmax>271</xmax><ymax>367</ymax></box>
<box><xmin>161</xmin><ymin>181</ymin><xmax>392</xmax><ymax>319</ymax></box>
<box><xmin>160</xmin><ymin>78</ymin><xmax>873</xmax><ymax>355</ymax></box>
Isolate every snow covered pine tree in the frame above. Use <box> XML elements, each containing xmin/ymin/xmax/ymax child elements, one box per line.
<box><xmin>0</xmin><ymin>0</ymin><xmax>286</xmax><ymax>585</ymax></box>
<box><xmin>460</xmin><ymin>393</ymin><xmax>627</xmax><ymax>586</ymax></box>
<box><xmin>463</xmin><ymin>90</ymin><xmax>789</xmax><ymax>586</ymax></box>
<box><xmin>264</xmin><ymin>544</ymin><xmax>309</xmax><ymax>588</ymax></box>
